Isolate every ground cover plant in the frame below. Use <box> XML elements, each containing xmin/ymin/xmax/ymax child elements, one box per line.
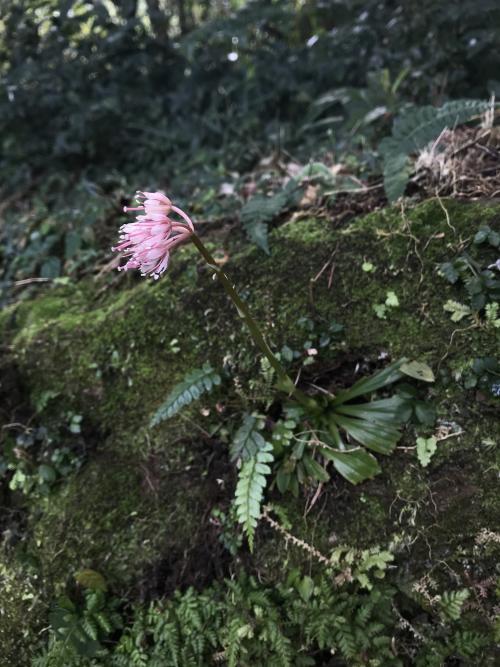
<box><xmin>1</xmin><ymin>1</ymin><xmax>500</xmax><ymax>665</ymax></box>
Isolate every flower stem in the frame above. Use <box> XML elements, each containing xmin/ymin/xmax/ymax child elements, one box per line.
<box><xmin>190</xmin><ymin>233</ymin><xmax>318</xmax><ymax>412</ymax></box>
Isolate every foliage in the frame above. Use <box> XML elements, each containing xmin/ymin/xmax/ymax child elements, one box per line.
<box><xmin>459</xmin><ymin>357</ymin><xmax>500</xmax><ymax>397</ymax></box>
<box><xmin>0</xmin><ymin>425</ymin><xmax>82</xmax><ymax>498</ymax></box>
<box><xmin>439</xmin><ymin>589</ymin><xmax>470</xmax><ymax>621</ymax></box>
<box><xmin>2</xmin><ymin>0</ymin><xmax>500</xmax><ymax>301</ymax></box>
<box><xmin>234</xmin><ymin>442</ymin><xmax>274</xmax><ymax>550</ymax></box>
<box><xmin>318</xmin><ymin>359</ymin><xmax>434</xmax><ymax>483</ymax></box>
<box><xmin>38</xmin><ymin>589</ymin><xmax>122</xmax><ymax>662</ymax></box>
<box><xmin>416</xmin><ymin>436</ymin><xmax>438</xmax><ymax>467</ymax></box>
<box><xmin>230</xmin><ymin>413</ymin><xmax>267</xmax><ymax>462</ymax></box>
<box><xmin>240</xmin><ymin>184</ymin><xmax>297</xmax><ymax>255</ymax></box>
<box><xmin>150</xmin><ymin>363</ymin><xmax>221</xmax><ymax>426</ymax></box>
<box><xmin>439</xmin><ymin>227</ymin><xmax>500</xmax><ymax>315</ymax></box>
<box><xmin>74</xmin><ymin>569</ymin><xmax>494</xmax><ymax>667</ymax></box>
<box><xmin>379</xmin><ymin>99</ymin><xmax>493</xmax><ymax>201</ymax></box>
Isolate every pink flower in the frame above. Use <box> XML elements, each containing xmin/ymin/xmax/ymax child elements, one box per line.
<box><xmin>113</xmin><ymin>191</ymin><xmax>194</xmax><ymax>279</ymax></box>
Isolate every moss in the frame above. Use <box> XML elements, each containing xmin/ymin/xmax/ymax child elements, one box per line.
<box><xmin>1</xmin><ymin>199</ymin><xmax>499</xmax><ymax>660</ymax></box>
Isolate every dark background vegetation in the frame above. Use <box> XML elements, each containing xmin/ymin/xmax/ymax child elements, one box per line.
<box><xmin>1</xmin><ymin>0</ymin><xmax>500</xmax><ymax>301</ymax></box>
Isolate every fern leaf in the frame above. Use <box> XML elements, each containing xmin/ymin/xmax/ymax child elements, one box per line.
<box><xmin>81</xmin><ymin>617</ymin><xmax>98</xmax><ymax>641</ymax></box>
<box><xmin>230</xmin><ymin>413</ymin><xmax>266</xmax><ymax>462</ymax></box>
<box><xmin>150</xmin><ymin>363</ymin><xmax>221</xmax><ymax>426</ymax></box>
<box><xmin>379</xmin><ymin>99</ymin><xmax>492</xmax><ymax>201</ymax></box>
<box><xmin>240</xmin><ymin>190</ymin><xmax>291</xmax><ymax>254</ymax></box>
<box><xmin>439</xmin><ymin>589</ymin><xmax>469</xmax><ymax>621</ymax></box>
<box><xmin>234</xmin><ymin>442</ymin><xmax>274</xmax><ymax>550</ymax></box>
<box><xmin>95</xmin><ymin>611</ymin><xmax>112</xmax><ymax>634</ymax></box>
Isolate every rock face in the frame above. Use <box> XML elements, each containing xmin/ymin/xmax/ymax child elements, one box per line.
<box><xmin>1</xmin><ymin>199</ymin><xmax>499</xmax><ymax>664</ymax></box>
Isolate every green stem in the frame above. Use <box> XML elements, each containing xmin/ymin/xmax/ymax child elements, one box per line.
<box><xmin>190</xmin><ymin>233</ymin><xmax>318</xmax><ymax>412</ymax></box>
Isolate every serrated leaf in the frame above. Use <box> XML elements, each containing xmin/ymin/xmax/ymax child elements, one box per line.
<box><xmin>240</xmin><ymin>189</ymin><xmax>292</xmax><ymax>254</ymax></box>
<box><xmin>244</xmin><ymin>220</ymin><xmax>270</xmax><ymax>254</ymax></box>
<box><xmin>230</xmin><ymin>414</ymin><xmax>266</xmax><ymax>461</ymax></box>
<box><xmin>443</xmin><ymin>299</ymin><xmax>472</xmax><ymax>322</ymax></box>
<box><xmin>234</xmin><ymin>443</ymin><xmax>274</xmax><ymax>550</ymax></box>
<box><xmin>440</xmin><ymin>589</ymin><xmax>470</xmax><ymax>620</ymax></box>
<box><xmin>379</xmin><ymin>99</ymin><xmax>492</xmax><ymax>201</ymax></box>
<box><xmin>416</xmin><ymin>436</ymin><xmax>437</xmax><ymax>467</ymax></box>
<box><xmin>439</xmin><ymin>261</ymin><xmax>459</xmax><ymax>284</ymax></box>
<box><xmin>150</xmin><ymin>363</ymin><xmax>221</xmax><ymax>425</ymax></box>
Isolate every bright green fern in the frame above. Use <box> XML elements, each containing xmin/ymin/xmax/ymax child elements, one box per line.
<box><xmin>234</xmin><ymin>441</ymin><xmax>274</xmax><ymax>550</ymax></box>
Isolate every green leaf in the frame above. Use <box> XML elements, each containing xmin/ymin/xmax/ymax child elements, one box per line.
<box><xmin>230</xmin><ymin>414</ymin><xmax>266</xmax><ymax>461</ymax></box>
<box><xmin>65</xmin><ymin>230</ymin><xmax>81</xmax><ymax>259</ymax></box>
<box><xmin>276</xmin><ymin>467</ymin><xmax>291</xmax><ymax>493</ymax></box>
<box><xmin>150</xmin><ymin>363</ymin><xmax>221</xmax><ymax>425</ymax></box>
<box><xmin>40</xmin><ymin>256</ymin><xmax>61</xmax><ymax>279</ymax></box>
<box><xmin>244</xmin><ymin>220</ymin><xmax>270</xmax><ymax>254</ymax></box>
<box><xmin>334</xmin><ymin>396</ymin><xmax>411</xmax><ymax>423</ymax></box>
<box><xmin>331</xmin><ymin>359</ymin><xmax>406</xmax><ymax>406</ymax></box>
<box><xmin>400</xmin><ymin>360</ymin><xmax>435</xmax><ymax>383</ymax></box>
<box><xmin>414</xmin><ymin>401</ymin><xmax>436</xmax><ymax>426</ymax></box>
<box><xmin>439</xmin><ymin>261</ymin><xmax>459</xmax><ymax>284</ymax></box>
<box><xmin>473</xmin><ymin>227</ymin><xmax>490</xmax><ymax>244</ymax></box>
<box><xmin>234</xmin><ymin>443</ymin><xmax>274</xmax><ymax>550</ymax></box>
<box><xmin>379</xmin><ymin>99</ymin><xmax>492</xmax><ymax>201</ymax></box>
<box><xmin>297</xmin><ymin>576</ymin><xmax>315</xmax><ymax>602</ymax></box>
<box><xmin>330</xmin><ymin>415</ymin><xmax>401</xmax><ymax>454</ymax></box>
<box><xmin>439</xmin><ymin>589</ymin><xmax>470</xmax><ymax>621</ymax></box>
<box><xmin>75</xmin><ymin>569</ymin><xmax>107</xmax><ymax>592</ymax></box>
<box><xmin>302</xmin><ymin>453</ymin><xmax>330</xmax><ymax>482</ymax></box>
<box><xmin>488</xmin><ymin>229</ymin><xmax>500</xmax><ymax>247</ymax></box>
<box><xmin>443</xmin><ymin>300</ymin><xmax>472</xmax><ymax>322</ymax></box>
<box><xmin>38</xmin><ymin>464</ymin><xmax>57</xmax><ymax>483</ymax></box>
<box><xmin>385</xmin><ymin>291</ymin><xmax>399</xmax><ymax>307</ymax></box>
<box><xmin>321</xmin><ymin>447</ymin><xmax>381</xmax><ymax>484</ymax></box>
<box><xmin>416</xmin><ymin>436</ymin><xmax>437</xmax><ymax>467</ymax></box>
<box><xmin>240</xmin><ymin>189</ymin><xmax>294</xmax><ymax>254</ymax></box>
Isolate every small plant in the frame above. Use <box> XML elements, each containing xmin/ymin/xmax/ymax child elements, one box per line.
<box><xmin>379</xmin><ymin>99</ymin><xmax>493</xmax><ymax>201</ymax></box>
<box><xmin>439</xmin><ymin>229</ymin><xmax>500</xmax><ymax>316</ymax></box>
<box><xmin>44</xmin><ymin>572</ymin><xmax>122</xmax><ymax>660</ymax></box>
<box><xmin>0</xmin><ymin>426</ymin><xmax>82</xmax><ymax>498</ymax></box>
<box><xmin>459</xmin><ymin>357</ymin><xmax>500</xmax><ymax>398</ymax></box>
<box><xmin>113</xmin><ymin>192</ymin><xmax>435</xmax><ymax>546</ymax></box>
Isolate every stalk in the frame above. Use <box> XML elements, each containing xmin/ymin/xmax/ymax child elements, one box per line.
<box><xmin>190</xmin><ymin>233</ymin><xmax>318</xmax><ymax>413</ymax></box>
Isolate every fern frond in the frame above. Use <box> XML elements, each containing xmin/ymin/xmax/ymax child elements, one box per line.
<box><xmin>379</xmin><ymin>99</ymin><xmax>492</xmax><ymax>201</ymax></box>
<box><xmin>240</xmin><ymin>187</ymin><xmax>296</xmax><ymax>254</ymax></box>
<box><xmin>81</xmin><ymin>617</ymin><xmax>98</xmax><ymax>641</ymax></box>
<box><xmin>150</xmin><ymin>363</ymin><xmax>221</xmax><ymax>425</ymax></box>
<box><xmin>439</xmin><ymin>589</ymin><xmax>469</xmax><ymax>621</ymax></box>
<box><xmin>230</xmin><ymin>413</ymin><xmax>266</xmax><ymax>461</ymax></box>
<box><xmin>234</xmin><ymin>442</ymin><xmax>274</xmax><ymax>550</ymax></box>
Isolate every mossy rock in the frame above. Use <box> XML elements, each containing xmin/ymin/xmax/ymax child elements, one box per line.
<box><xmin>1</xmin><ymin>199</ymin><xmax>499</xmax><ymax>663</ymax></box>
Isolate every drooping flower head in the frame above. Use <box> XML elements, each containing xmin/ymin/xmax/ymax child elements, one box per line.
<box><xmin>113</xmin><ymin>191</ymin><xmax>194</xmax><ymax>279</ymax></box>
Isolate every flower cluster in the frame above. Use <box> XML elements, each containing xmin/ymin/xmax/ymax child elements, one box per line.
<box><xmin>113</xmin><ymin>191</ymin><xmax>194</xmax><ymax>279</ymax></box>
